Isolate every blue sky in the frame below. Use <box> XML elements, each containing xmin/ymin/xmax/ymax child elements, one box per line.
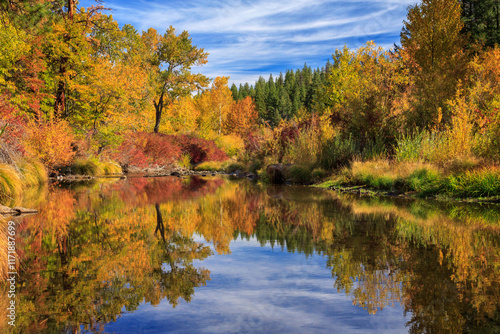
<box><xmin>79</xmin><ymin>0</ymin><xmax>417</xmax><ymax>86</ymax></box>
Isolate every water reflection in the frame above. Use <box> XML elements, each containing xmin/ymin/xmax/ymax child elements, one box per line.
<box><xmin>1</xmin><ymin>176</ymin><xmax>499</xmax><ymax>333</ymax></box>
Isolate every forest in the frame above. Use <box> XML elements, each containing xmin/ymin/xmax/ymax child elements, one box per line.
<box><xmin>1</xmin><ymin>0</ymin><xmax>500</xmax><ymax>203</ymax></box>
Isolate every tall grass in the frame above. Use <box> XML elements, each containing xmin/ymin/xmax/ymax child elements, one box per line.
<box><xmin>19</xmin><ymin>158</ymin><xmax>48</xmax><ymax>186</ymax></box>
<box><xmin>283</xmin><ymin>126</ymin><xmax>322</xmax><ymax>166</ymax></box>
<box><xmin>320</xmin><ymin>134</ymin><xmax>357</xmax><ymax>169</ymax></box>
<box><xmin>0</xmin><ymin>164</ymin><xmax>22</xmax><ymax>205</ymax></box>
<box><xmin>339</xmin><ymin>159</ymin><xmax>442</xmax><ymax>193</ymax></box>
<box><xmin>286</xmin><ymin>164</ymin><xmax>312</xmax><ymax>184</ymax></box>
<box><xmin>68</xmin><ymin>158</ymin><xmax>122</xmax><ymax>176</ymax></box>
<box><xmin>444</xmin><ymin>168</ymin><xmax>500</xmax><ymax>198</ymax></box>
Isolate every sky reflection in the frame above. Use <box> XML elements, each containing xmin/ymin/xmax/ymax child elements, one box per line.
<box><xmin>102</xmin><ymin>237</ymin><xmax>409</xmax><ymax>334</ymax></box>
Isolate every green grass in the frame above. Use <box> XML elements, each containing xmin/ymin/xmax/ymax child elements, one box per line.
<box><xmin>444</xmin><ymin>169</ymin><xmax>500</xmax><ymax>198</ymax></box>
<box><xmin>316</xmin><ymin>158</ymin><xmax>500</xmax><ymax>200</ymax></box>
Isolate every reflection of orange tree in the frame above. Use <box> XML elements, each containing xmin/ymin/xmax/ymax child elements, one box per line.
<box><xmin>8</xmin><ymin>177</ymin><xmax>500</xmax><ymax>333</ymax></box>
<box><xmin>13</xmin><ymin>184</ymin><xmax>213</xmax><ymax>334</ymax></box>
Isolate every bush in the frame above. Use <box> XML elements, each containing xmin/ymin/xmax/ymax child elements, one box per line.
<box><xmin>311</xmin><ymin>168</ymin><xmax>328</xmax><ymax>182</ymax></box>
<box><xmin>23</xmin><ymin>120</ymin><xmax>75</xmax><ymax>171</ymax></box>
<box><xmin>173</xmin><ymin>134</ymin><xmax>227</xmax><ymax>164</ymax></box>
<box><xmin>225</xmin><ymin>162</ymin><xmax>245</xmax><ymax>173</ymax></box>
<box><xmin>113</xmin><ymin>133</ymin><xmax>228</xmax><ymax>169</ymax></box>
<box><xmin>248</xmin><ymin>159</ymin><xmax>263</xmax><ymax>174</ymax></box>
<box><xmin>320</xmin><ymin>134</ymin><xmax>357</xmax><ymax>169</ymax></box>
<box><xmin>283</xmin><ymin>125</ymin><xmax>322</xmax><ymax>166</ymax></box>
<box><xmin>178</xmin><ymin>153</ymin><xmax>192</xmax><ymax>169</ymax></box>
<box><xmin>286</xmin><ymin>164</ymin><xmax>312</xmax><ymax>184</ymax></box>
<box><xmin>215</xmin><ymin>135</ymin><xmax>245</xmax><ymax>157</ymax></box>
<box><xmin>194</xmin><ymin>161</ymin><xmax>227</xmax><ymax>171</ymax></box>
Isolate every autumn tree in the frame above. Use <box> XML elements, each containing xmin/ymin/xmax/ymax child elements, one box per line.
<box><xmin>143</xmin><ymin>26</ymin><xmax>209</xmax><ymax>133</ymax></box>
<box><xmin>323</xmin><ymin>42</ymin><xmax>408</xmax><ymax>148</ymax></box>
<box><xmin>165</xmin><ymin>96</ymin><xmax>200</xmax><ymax>134</ymax></box>
<box><xmin>400</xmin><ymin>0</ymin><xmax>467</xmax><ymax>129</ymax></box>
<box><xmin>197</xmin><ymin>76</ymin><xmax>234</xmax><ymax>137</ymax></box>
<box><xmin>225</xmin><ymin>96</ymin><xmax>258</xmax><ymax>136</ymax></box>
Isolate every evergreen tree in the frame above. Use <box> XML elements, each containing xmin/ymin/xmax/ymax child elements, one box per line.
<box><xmin>461</xmin><ymin>0</ymin><xmax>500</xmax><ymax>47</ymax></box>
<box><xmin>230</xmin><ymin>83</ymin><xmax>239</xmax><ymax>101</ymax></box>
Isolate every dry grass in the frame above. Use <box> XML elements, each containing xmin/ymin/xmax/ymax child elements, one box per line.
<box><xmin>0</xmin><ymin>164</ymin><xmax>22</xmax><ymax>205</ymax></box>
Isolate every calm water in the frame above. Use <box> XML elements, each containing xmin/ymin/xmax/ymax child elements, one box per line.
<box><xmin>1</xmin><ymin>176</ymin><xmax>500</xmax><ymax>333</ymax></box>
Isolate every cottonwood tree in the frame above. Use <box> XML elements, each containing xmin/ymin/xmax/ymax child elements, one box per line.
<box><xmin>143</xmin><ymin>26</ymin><xmax>209</xmax><ymax>133</ymax></box>
<box><xmin>400</xmin><ymin>0</ymin><xmax>467</xmax><ymax>129</ymax></box>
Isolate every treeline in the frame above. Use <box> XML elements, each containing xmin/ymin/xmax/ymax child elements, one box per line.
<box><xmin>233</xmin><ymin>0</ymin><xmax>500</xmax><ymax>196</ymax></box>
<box><xmin>230</xmin><ymin>64</ymin><xmax>330</xmax><ymax>126</ymax></box>
<box><xmin>1</xmin><ymin>0</ymin><xmax>500</xmax><ymax>200</ymax></box>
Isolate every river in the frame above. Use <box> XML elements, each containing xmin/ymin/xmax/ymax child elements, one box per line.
<box><xmin>1</xmin><ymin>175</ymin><xmax>499</xmax><ymax>333</ymax></box>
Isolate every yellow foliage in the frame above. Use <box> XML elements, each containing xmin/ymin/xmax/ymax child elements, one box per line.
<box><xmin>165</xmin><ymin>96</ymin><xmax>200</xmax><ymax>134</ymax></box>
<box><xmin>215</xmin><ymin>134</ymin><xmax>244</xmax><ymax>157</ymax></box>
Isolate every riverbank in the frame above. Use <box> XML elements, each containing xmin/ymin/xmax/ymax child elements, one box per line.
<box><xmin>314</xmin><ymin>158</ymin><xmax>500</xmax><ymax>203</ymax></box>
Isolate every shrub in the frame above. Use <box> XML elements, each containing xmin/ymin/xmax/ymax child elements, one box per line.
<box><xmin>143</xmin><ymin>133</ymin><xmax>182</xmax><ymax>165</ymax></box>
<box><xmin>23</xmin><ymin>120</ymin><xmax>75</xmax><ymax>170</ymax></box>
<box><xmin>286</xmin><ymin>164</ymin><xmax>312</xmax><ymax>184</ymax></box>
<box><xmin>248</xmin><ymin>159</ymin><xmax>263</xmax><ymax>174</ymax></box>
<box><xmin>172</xmin><ymin>134</ymin><xmax>227</xmax><ymax>163</ymax></box>
<box><xmin>194</xmin><ymin>161</ymin><xmax>227</xmax><ymax>171</ymax></box>
<box><xmin>178</xmin><ymin>153</ymin><xmax>192</xmax><ymax>169</ymax></box>
<box><xmin>225</xmin><ymin>162</ymin><xmax>245</xmax><ymax>173</ymax></box>
<box><xmin>113</xmin><ymin>133</ymin><xmax>228</xmax><ymax>169</ymax></box>
<box><xmin>320</xmin><ymin>134</ymin><xmax>357</xmax><ymax>169</ymax></box>
<box><xmin>215</xmin><ymin>135</ymin><xmax>245</xmax><ymax>157</ymax></box>
<box><xmin>282</xmin><ymin>125</ymin><xmax>322</xmax><ymax>166</ymax></box>
<box><xmin>311</xmin><ymin>168</ymin><xmax>328</xmax><ymax>182</ymax></box>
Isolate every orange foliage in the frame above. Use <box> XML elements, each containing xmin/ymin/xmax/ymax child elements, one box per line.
<box><xmin>225</xmin><ymin>96</ymin><xmax>258</xmax><ymax>136</ymax></box>
<box><xmin>23</xmin><ymin>119</ymin><xmax>75</xmax><ymax>170</ymax></box>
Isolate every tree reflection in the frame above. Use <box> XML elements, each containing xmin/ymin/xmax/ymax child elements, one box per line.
<box><xmin>3</xmin><ymin>177</ymin><xmax>500</xmax><ymax>333</ymax></box>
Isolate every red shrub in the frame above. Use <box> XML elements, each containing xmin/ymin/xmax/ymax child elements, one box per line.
<box><xmin>171</xmin><ymin>135</ymin><xmax>227</xmax><ymax>164</ymax></box>
<box><xmin>113</xmin><ymin>133</ymin><xmax>227</xmax><ymax>169</ymax></box>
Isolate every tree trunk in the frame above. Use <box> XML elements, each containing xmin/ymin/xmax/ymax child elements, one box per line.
<box><xmin>153</xmin><ymin>93</ymin><xmax>164</xmax><ymax>133</ymax></box>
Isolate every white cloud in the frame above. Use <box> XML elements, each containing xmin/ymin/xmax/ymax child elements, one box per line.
<box><xmin>81</xmin><ymin>0</ymin><xmax>417</xmax><ymax>85</ymax></box>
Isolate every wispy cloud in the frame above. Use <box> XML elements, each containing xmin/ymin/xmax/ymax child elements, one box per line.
<box><xmin>102</xmin><ymin>237</ymin><xmax>410</xmax><ymax>333</ymax></box>
<box><xmin>81</xmin><ymin>0</ymin><xmax>417</xmax><ymax>85</ymax></box>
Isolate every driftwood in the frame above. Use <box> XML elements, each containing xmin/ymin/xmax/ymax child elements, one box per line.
<box><xmin>0</xmin><ymin>205</ymin><xmax>38</xmax><ymax>216</ymax></box>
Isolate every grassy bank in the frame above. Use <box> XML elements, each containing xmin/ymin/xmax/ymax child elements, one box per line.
<box><xmin>0</xmin><ymin>158</ymin><xmax>48</xmax><ymax>206</ymax></box>
<box><xmin>316</xmin><ymin>159</ymin><xmax>500</xmax><ymax>200</ymax></box>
